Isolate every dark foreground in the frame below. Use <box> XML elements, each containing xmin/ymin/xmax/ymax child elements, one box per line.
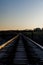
<box><xmin>0</xmin><ymin>33</ymin><xmax>43</xmax><ymax>65</ymax></box>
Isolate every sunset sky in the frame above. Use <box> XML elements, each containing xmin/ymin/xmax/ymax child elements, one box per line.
<box><xmin>0</xmin><ymin>0</ymin><xmax>43</xmax><ymax>30</ymax></box>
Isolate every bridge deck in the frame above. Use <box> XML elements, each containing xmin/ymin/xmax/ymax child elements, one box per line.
<box><xmin>0</xmin><ymin>34</ymin><xmax>43</xmax><ymax>65</ymax></box>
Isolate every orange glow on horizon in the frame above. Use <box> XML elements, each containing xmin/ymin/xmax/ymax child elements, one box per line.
<box><xmin>0</xmin><ymin>26</ymin><xmax>33</xmax><ymax>30</ymax></box>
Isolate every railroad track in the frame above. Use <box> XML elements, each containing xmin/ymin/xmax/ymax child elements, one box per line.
<box><xmin>0</xmin><ymin>33</ymin><xmax>43</xmax><ymax>65</ymax></box>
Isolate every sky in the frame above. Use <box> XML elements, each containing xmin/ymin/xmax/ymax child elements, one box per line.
<box><xmin>0</xmin><ymin>0</ymin><xmax>43</xmax><ymax>30</ymax></box>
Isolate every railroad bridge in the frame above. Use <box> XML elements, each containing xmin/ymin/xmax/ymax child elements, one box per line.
<box><xmin>0</xmin><ymin>33</ymin><xmax>43</xmax><ymax>65</ymax></box>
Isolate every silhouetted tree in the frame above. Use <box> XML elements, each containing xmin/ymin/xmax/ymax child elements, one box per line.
<box><xmin>34</xmin><ymin>28</ymin><xmax>41</xmax><ymax>32</ymax></box>
<box><xmin>42</xmin><ymin>28</ymin><xmax>43</xmax><ymax>31</ymax></box>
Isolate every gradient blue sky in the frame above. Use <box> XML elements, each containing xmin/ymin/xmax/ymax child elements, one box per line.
<box><xmin>0</xmin><ymin>0</ymin><xmax>43</xmax><ymax>30</ymax></box>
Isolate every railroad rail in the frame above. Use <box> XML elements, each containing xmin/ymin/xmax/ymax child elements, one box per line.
<box><xmin>0</xmin><ymin>33</ymin><xmax>43</xmax><ymax>65</ymax></box>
